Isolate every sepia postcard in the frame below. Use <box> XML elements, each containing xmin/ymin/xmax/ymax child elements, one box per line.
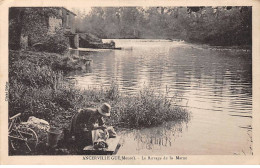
<box><xmin>0</xmin><ymin>0</ymin><xmax>260</xmax><ymax>165</ymax></box>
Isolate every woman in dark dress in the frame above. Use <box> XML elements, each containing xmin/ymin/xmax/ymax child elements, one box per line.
<box><xmin>70</xmin><ymin>103</ymin><xmax>111</xmax><ymax>149</ymax></box>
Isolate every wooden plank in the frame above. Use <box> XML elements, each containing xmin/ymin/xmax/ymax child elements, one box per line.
<box><xmin>83</xmin><ymin>136</ymin><xmax>121</xmax><ymax>155</ymax></box>
<box><xmin>106</xmin><ymin>136</ymin><xmax>120</xmax><ymax>152</ymax></box>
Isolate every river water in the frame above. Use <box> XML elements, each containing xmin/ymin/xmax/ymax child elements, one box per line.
<box><xmin>69</xmin><ymin>39</ymin><xmax>252</xmax><ymax>155</ymax></box>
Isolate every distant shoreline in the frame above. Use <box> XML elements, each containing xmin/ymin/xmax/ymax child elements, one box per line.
<box><xmin>94</xmin><ymin>38</ymin><xmax>252</xmax><ymax>51</ymax></box>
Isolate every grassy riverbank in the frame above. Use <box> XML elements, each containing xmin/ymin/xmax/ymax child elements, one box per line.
<box><xmin>9</xmin><ymin>50</ymin><xmax>189</xmax><ymax>133</ymax></box>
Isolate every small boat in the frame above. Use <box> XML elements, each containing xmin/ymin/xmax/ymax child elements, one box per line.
<box><xmin>113</xmin><ymin>47</ymin><xmax>122</xmax><ymax>50</ymax></box>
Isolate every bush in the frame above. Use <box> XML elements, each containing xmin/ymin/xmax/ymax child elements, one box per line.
<box><xmin>10</xmin><ymin>59</ymin><xmax>63</xmax><ymax>89</ymax></box>
<box><xmin>109</xmin><ymin>87</ymin><xmax>189</xmax><ymax>128</ymax></box>
<box><xmin>33</xmin><ymin>29</ymin><xmax>69</xmax><ymax>54</ymax></box>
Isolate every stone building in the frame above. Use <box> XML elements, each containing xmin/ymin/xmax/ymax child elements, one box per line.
<box><xmin>61</xmin><ymin>8</ymin><xmax>79</xmax><ymax>49</ymax></box>
<box><xmin>45</xmin><ymin>7</ymin><xmax>79</xmax><ymax>48</ymax></box>
<box><xmin>9</xmin><ymin>7</ymin><xmax>79</xmax><ymax>50</ymax></box>
<box><xmin>44</xmin><ymin>7</ymin><xmax>79</xmax><ymax>49</ymax></box>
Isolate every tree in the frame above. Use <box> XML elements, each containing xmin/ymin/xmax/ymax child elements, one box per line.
<box><xmin>9</xmin><ymin>7</ymin><xmax>69</xmax><ymax>53</ymax></box>
<box><xmin>72</xmin><ymin>6</ymin><xmax>252</xmax><ymax>46</ymax></box>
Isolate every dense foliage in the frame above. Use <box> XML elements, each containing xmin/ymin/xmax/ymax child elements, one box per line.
<box><xmin>73</xmin><ymin>6</ymin><xmax>251</xmax><ymax>46</ymax></box>
<box><xmin>9</xmin><ymin>7</ymin><xmax>69</xmax><ymax>53</ymax></box>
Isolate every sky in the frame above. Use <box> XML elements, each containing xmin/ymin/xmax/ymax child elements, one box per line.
<box><xmin>65</xmin><ymin>6</ymin><xmax>92</xmax><ymax>16</ymax></box>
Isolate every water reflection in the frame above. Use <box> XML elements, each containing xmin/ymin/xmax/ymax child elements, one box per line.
<box><xmin>118</xmin><ymin>121</ymin><xmax>186</xmax><ymax>154</ymax></box>
<box><xmin>69</xmin><ymin>40</ymin><xmax>252</xmax><ymax>155</ymax></box>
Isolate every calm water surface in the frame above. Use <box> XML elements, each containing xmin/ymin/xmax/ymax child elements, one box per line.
<box><xmin>69</xmin><ymin>39</ymin><xmax>252</xmax><ymax>155</ymax></box>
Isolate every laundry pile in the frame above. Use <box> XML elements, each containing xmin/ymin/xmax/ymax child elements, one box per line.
<box><xmin>19</xmin><ymin>116</ymin><xmax>50</xmax><ymax>143</ymax></box>
<box><xmin>92</xmin><ymin>126</ymin><xmax>117</xmax><ymax>150</ymax></box>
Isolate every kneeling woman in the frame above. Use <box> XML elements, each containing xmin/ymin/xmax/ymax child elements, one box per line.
<box><xmin>70</xmin><ymin>103</ymin><xmax>111</xmax><ymax>149</ymax></box>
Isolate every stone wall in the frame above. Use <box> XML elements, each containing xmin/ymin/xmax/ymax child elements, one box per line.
<box><xmin>68</xmin><ymin>34</ymin><xmax>79</xmax><ymax>49</ymax></box>
<box><xmin>20</xmin><ymin>34</ymin><xmax>28</xmax><ymax>49</ymax></box>
<box><xmin>62</xmin><ymin>8</ymin><xmax>76</xmax><ymax>34</ymax></box>
<box><xmin>48</xmin><ymin>16</ymin><xmax>62</xmax><ymax>34</ymax></box>
<box><xmin>74</xmin><ymin>34</ymin><xmax>79</xmax><ymax>48</ymax></box>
